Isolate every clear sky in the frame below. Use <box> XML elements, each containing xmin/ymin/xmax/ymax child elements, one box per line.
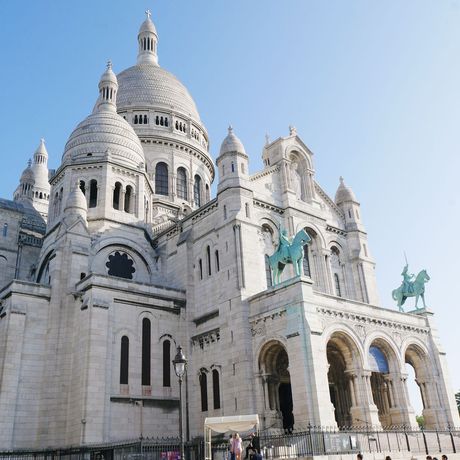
<box><xmin>0</xmin><ymin>1</ymin><xmax>459</xmax><ymax>416</ymax></box>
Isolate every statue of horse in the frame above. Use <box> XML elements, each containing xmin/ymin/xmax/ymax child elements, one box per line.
<box><xmin>268</xmin><ymin>229</ymin><xmax>311</xmax><ymax>285</ymax></box>
<box><xmin>392</xmin><ymin>269</ymin><xmax>430</xmax><ymax>312</ymax></box>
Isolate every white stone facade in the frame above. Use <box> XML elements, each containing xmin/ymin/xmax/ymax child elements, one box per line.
<box><xmin>0</xmin><ymin>12</ymin><xmax>458</xmax><ymax>450</ymax></box>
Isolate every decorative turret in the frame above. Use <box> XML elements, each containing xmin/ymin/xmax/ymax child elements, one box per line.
<box><xmin>216</xmin><ymin>126</ymin><xmax>249</xmax><ymax>193</ymax></box>
<box><xmin>137</xmin><ymin>9</ymin><xmax>158</xmax><ymax>65</ymax></box>
<box><xmin>334</xmin><ymin>176</ymin><xmax>364</xmax><ymax>232</ymax></box>
<box><xmin>97</xmin><ymin>61</ymin><xmax>118</xmax><ymax>112</ymax></box>
<box><xmin>64</xmin><ymin>181</ymin><xmax>88</xmax><ymax>225</ymax></box>
<box><xmin>14</xmin><ymin>139</ymin><xmax>51</xmax><ymax>220</ymax></box>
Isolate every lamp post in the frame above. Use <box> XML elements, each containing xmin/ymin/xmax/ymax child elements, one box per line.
<box><xmin>173</xmin><ymin>346</ymin><xmax>187</xmax><ymax>460</ymax></box>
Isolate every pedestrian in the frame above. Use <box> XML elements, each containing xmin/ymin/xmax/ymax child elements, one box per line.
<box><xmin>442</xmin><ymin>456</ymin><xmax>448</xmax><ymax>460</ymax></box>
<box><xmin>233</xmin><ymin>433</ymin><xmax>243</xmax><ymax>460</ymax></box>
<box><xmin>357</xmin><ymin>454</ymin><xmax>363</xmax><ymax>460</ymax></box>
<box><xmin>385</xmin><ymin>456</ymin><xmax>392</xmax><ymax>460</ymax></box>
<box><xmin>229</xmin><ymin>434</ymin><xmax>235</xmax><ymax>460</ymax></box>
<box><xmin>426</xmin><ymin>456</ymin><xmax>433</xmax><ymax>460</ymax></box>
<box><xmin>244</xmin><ymin>433</ymin><xmax>256</xmax><ymax>460</ymax></box>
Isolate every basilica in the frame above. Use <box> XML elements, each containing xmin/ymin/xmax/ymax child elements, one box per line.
<box><xmin>0</xmin><ymin>12</ymin><xmax>458</xmax><ymax>450</ymax></box>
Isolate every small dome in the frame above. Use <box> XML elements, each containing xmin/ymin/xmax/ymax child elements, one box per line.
<box><xmin>62</xmin><ymin>111</ymin><xmax>145</xmax><ymax>169</ymax></box>
<box><xmin>20</xmin><ymin>160</ymin><xmax>34</xmax><ymax>183</ymax></box>
<box><xmin>219</xmin><ymin>126</ymin><xmax>246</xmax><ymax>156</ymax></box>
<box><xmin>335</xmin><ymin>176</ymin><xmax>357</xmax><ymax>204</ymax></box>
<box><xmin>139</xmin><ymin>16</ymin><xmax>157</xmax><ymax>36</ymax></box>
<box><xmin>99</xmin><ymin>60</ymin><xmax>118</xmax><ymax>86</ymax></box>
<box><xmin>65</xmin><ymin>183</ymin><xmax>87</xmax><ymax>214</ymax></box>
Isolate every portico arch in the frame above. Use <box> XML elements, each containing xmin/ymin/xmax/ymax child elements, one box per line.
<box><xmin>326</xmin><ymin>331</ymin><xmax>363</xmax><ymax>427</ymax></box>
<box><xmin>258</xmin><ymin>340</ymin><xmax>293</xmax><ymax>432</ymax></box>
<box><xmin>367</xmin><ymin>338</ymin><xmax>400</xmax><ymax>427</ymax></box>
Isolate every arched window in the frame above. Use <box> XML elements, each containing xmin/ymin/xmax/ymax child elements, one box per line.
<box><xmin>142</xmin><ymin>318</ymin><xmax>151</xmax><ymax>386</ymax></box>
<box><xmin>212</xmin><ymin>369</ymin><xmax>221</xmax><ymax>410</ymax></box>
<box><xmin>303</xmin><ymin>245</ymin><xmax>311</xmax><ymax>277</ymax></box>
<box><xmin>113</xmin><ymin>182</ymin><xmax>122</xmax><ymax>210</ymax></box>
<box><xmin>231</xmin><ymin>162</ymin><xmax>235</xmax><ymax>173</ymax></box>
<box><xmin>163</xmin><ymin>340</ymin><xmax>171</xmax><ymax>387</ymax></box>
<box><xmin>120</xmin><ymin>336</ymin><xmax>129</xmax><ymax>385</ymax></box>
<box><xmin>199</xmin><ymin>371</ymin><xmax>208</xmax><ymax>412</ymax></box>
<box><xmin>265</xmin><ymin>254</ymin><xmax>272</xmax><ymax>287</ymax></box>
<box><xmin>144</xmin><ymin>115</ymin><xmax>148</xmax><ymax>124</ymax></box>
<box><xmin>205</xmin><ymin>184</ymin><xmax>210</xmax><ymax>202</ymax></box>
<box><xmin>215</xmin><ymin>250</ymin><xmax>220</xmax><ymax>272</ymax></box>
<box><xmin>194</xmin><ymin>175</ymin><xmax>202</xmax><ymax>207</ymax></box>
<box><xmin>89</xmin><ymin>180</ymin><xmax>98</xmax><ymax>208</ymax></box>
<box><xmin>199</xmin><ymin>259</ymin><xmax>203</xmax><ymax>280</ymax></box>
<box><xmin>245</xmin><ymin>203</ymin><xmax>250</xmax><ymax>218</ymax></box>
<box><xmin>155</xmin><ymin>162</ymin><xmax>169</xmax><ymax>196</ymax></box>
<box><xmin>79</xmin><ymin>180</ymin><xmax>86</xmax><ymax>195</ymax></box>
<box><xmin>39</xmin><ymin>192</ymin><xmax>43</xmax><ymax>199</ymax></box>
<box><xmin>334</xmin><ymin>273</ymin><xmax>342</xmax><ymax>297</ymax></box>
<box><xmin>156</xmin><ymin>115</ymin><xmax>159</xmax><ymax>125</ymax></box>
<box><xmin>223</xmin><ymin>205</ymin><xmax>227</xmax><ymax>220</ymax></box>
<box><xmin>2</xmin><ymin>223</ymin><xmax>8</xmax><ymax>237</ymax></box>
<box><xmin>124</xmin><ymin>185</ymin><xmax>133</xmax><ymax>213</ymax></box>
<box><xmin>134</xmin><ymin>115</ymin><xmax>138</xmax><ymax>124</ymax></box>
<box><xmin>165</xmin><ymin>117</ymin><xmax>169</xmax><ymax>127</ymax></box>
<box><xmin>176</xmin><ymin>167</ymin><xmax>187</xmax><ymax>200</ymax></box>
<box><xmin>206</xmin><ymin>246</ymin><xmax>211</xmax><ymax>276</ymax></box>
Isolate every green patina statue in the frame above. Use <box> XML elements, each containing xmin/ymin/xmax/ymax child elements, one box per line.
<box><xmin>268</xmin><ymin>226</ymin><xmax>311</xmax><ymax>285</ymax></box>
<box><xmin>392</xmin><ymin>264</ymin><xmax>430</xmax><ymax>312</ymax></box>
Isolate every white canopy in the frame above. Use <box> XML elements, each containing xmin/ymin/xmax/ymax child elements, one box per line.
<box><xmin>204</xmin><ymin>414</ymin><xmax>259</xmax><ymax>434</ymax></box>
<box><xmin>204</xmin><ymin>415</ymin><xmax>259</xmax><ymax>460</ymax></box>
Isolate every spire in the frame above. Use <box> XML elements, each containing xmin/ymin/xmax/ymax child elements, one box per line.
<box><xmin>97</xmin><ymin>61</ymin><xmax>118</xmax><ymax>112</ymax></box>
<box><xmin>64</xmin><ymin>180</ymin><xmax>88</xmax><ymax>222</ymax></box>
<box><xmin>137</xmin><ymin>10</ymin><xmax>159</xmax><ymax>65</ymax></box>
<box><xmin>335</xmin><ymin>176</ymin><xmax>357</xmax><ymax>205</ymax></box>
<box><xmin>33</xmin><ymin>138</ymin><xmax>48</xmax><ymax>166</ymax></box>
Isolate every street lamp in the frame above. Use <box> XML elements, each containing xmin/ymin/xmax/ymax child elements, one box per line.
<box><xmin>173</xmin><ymin>346</ymin><xmax>187</xmax><ymax>460</ymax></box>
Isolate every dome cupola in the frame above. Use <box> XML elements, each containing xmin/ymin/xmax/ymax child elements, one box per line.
<box><xmin>335</xmin><ymin>176</ymin><xmax>357</xmax><ymax>205</ymax></box>
<box><xmin>62</xmin><ymin>62</ymin><xmax>145</xmax><ymax>170</ymax></box>
<box><xmin>97</xmin><ymin>61</ymin><xmax>118</xmax><ymax>112</ymax></box>
<box><xmin>219</xmin><ymin>126</ymin><xmax>247</xmax><ymax>156</ymax></box>
<box><xmin>137</xmin><ymin>9</ymin><xmax>158</xmax><ymax>65</ymax></box>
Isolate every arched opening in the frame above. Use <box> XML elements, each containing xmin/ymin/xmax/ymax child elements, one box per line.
<box><xmin>2</xmin><ymin>223</ymin><xmax>8</xmax><ymax>237</ymax></box>
<box><xmin>215</xmin><ymin>250</ymin><xmax>220</xmax><ymax>272</ymax></box>
<box><xmin>113</xmin><ymin>182</ymin><xmax>122</xmax><ymax>210</ymax></box>
<box><xmin>326</xmin><ymin>332</ymin><xmax>362</xmax><ymax>427</ymax></box>
<box><xmin>194</xmin><ymin>175</ymin><xmax>202</xmax><ymax>207</ymax></box>
<box><xmin>163</xmin><ymin>340</ymin><xmax>171</xmax><ymax>387</ymax></box>
<box><xmin>212</xmin><ymin>369</ymin><xmax>221</xmax><ymax>410</ymax></box>
<box><xmin>259</xmin><ymin>341</ymin><xmax>293</xmax><ymax>432</ymax></box>
<box><xmin>206</xmin><ymin>245</ymin><xmax>211</xmax><ymax>276</ymax></box>
<box><xmin>176</xmin><ymin>167</ymin><xmax>188</xmax><ymax>200</ymax></box>
<box><xmin>120</xmin><ymin>336</ymin><xmax>129</xmax><ymax>385</ymax></box>
<box><xmin>124</xmin><ymin>185</ymin><xmax>133</xmax><ymax>213</ymax></box>
<box><xmin>142</xmin><ymin>318</ymin><xmax>151</xmax><ymax>386</ymax></box>
<box><xmin>405</xmin><ymin>344</ymin><xmax>431</xmax><ymax>427</ymax></box>
<box><xmin>89</xmin><ymin>179</ymin><xmax>98</xmax><ymax>208</ymax></box>
<box><xmin>205</xmin><ymin>183</ymin><xmax>210</xmax><ymax>202</ymax></box>
<box><xmin>368</xmin><ymin>339</ymin><xmax>399</xmax><ymax>427</ymax></box>
<box><xmin>155</xmin><ymin>162</ymin><xmax>169</xmax><ymax>196</ymax></box>
<box><xmin>80</xmin><ymin>180</ymin><xmax>86</xmax><ymax>195</ymax></box>
<box><xmin>199</xmin><ymin>370</ymin><xmax>208</xmax><ymax>412</ymax></box>
<box><xmin>198</xmin><ymin>259</ymin><xmax>203</xmax><ymax>280</ymax></box>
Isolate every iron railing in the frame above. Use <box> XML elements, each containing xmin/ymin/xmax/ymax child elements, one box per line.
<box><xmin>0</xmin><ymin>427</ymin><xmax>459</xmax><ymax>460</ymax></box>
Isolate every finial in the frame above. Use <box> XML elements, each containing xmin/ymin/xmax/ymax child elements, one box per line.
<box><xmin>106</xmin><ymin>60</ymin><xmax>112</xmax><ymax>71</ymax></box>
<box><xmin>265</xmin><ymin>133</ymin><xmax>270</xmax><ymax>145</ymax></box>
<box><xmin>228</xmin><ymin>125</ymin><xmax>233</xmax><ymax>134</ymax></box>
<box><xmin>40</xmin><ymin>138</ymin><xmax>45</xmax><ymax>144</ymax></box>
<box><xmin>27</xmin><ymin>158</ymin><xmax>32</xmax><ymax>168</ymax></box>
<box><xmin>145</xmin><ymin>9</ymin><xmax>152</xmax><ymax>19</ymax></box>
<box><xmin>339</xmin><ymin>176</ymin><xmax>344</xmax><ymax>185</ymax></box>
<box><xmin>289</xmin><ymin>125</ymin><xmax>297</xmax><ymax>136</ymax></box>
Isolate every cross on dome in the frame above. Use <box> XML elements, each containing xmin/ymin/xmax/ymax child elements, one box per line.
<box><xmin>228</xmin><ymin>125</ymin><xmax>233</xmax><ymax>134</ymax></box>
<box><xmin>106</xmin><ymin>60</ymin><xmax>112</xmax><ymax>70</ymax></box>
<box><xmin>339</xmin><ymin>176</ymin><xmax>344</xmax><ymax>185</ymax></box>
<box><xmin>145</xmin><ymin>9</ymin><xmax>151</xmax><ymax>19</ymax></box>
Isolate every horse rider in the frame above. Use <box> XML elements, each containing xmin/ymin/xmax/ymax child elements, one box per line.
<box><xmin>401</xmin><ymin>264</ymin><xmax>415</xmax><ymax>295</ymax></box>
<box><xmin>277</xmin><ymin>228</ymin><xmax>292</xmax><ymax>260</ymax></box>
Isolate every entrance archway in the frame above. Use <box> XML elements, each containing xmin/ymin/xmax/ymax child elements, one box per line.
<box><xmin>405</xmin><ymin>344</ymin><xmax>431</xmax><ymax>427</ymax></box>
<box><xmin>368</xmin><ymin>339</ymin><xmax>398</xmax><ymax>427</ymax></box>
<box><xmin>259</xmin><ymin>341</ymin><xmax>293</xmax><ymax>432</ymax></box>
<box><xmin>326</xmin><ymin>332</ymin><xmax>362</xmax><ymax>427</ymax></box>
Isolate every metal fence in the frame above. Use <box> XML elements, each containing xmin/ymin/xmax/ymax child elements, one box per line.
<box><xmin>0</xmin><ymin>428</ymin><xmax>458</xmax><ymax>460</ymax></box>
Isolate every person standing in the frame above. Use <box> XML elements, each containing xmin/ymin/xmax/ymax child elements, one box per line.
<box><xmin>233</xmin><ymin>433</ymin><xmax>243</xmax><ymax>460</ymax></box>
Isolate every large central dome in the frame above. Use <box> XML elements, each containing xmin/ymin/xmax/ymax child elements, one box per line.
<box><xmin>117</xmin><ymin>63</ymin><xmax>200</xmax><ymax>121</ymax></box>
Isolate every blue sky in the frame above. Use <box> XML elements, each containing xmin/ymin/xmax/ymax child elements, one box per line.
<box><xmin>0</xmin><ymin>1</ymin><xmax>459</xmax><ymax>415</ymax></box>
